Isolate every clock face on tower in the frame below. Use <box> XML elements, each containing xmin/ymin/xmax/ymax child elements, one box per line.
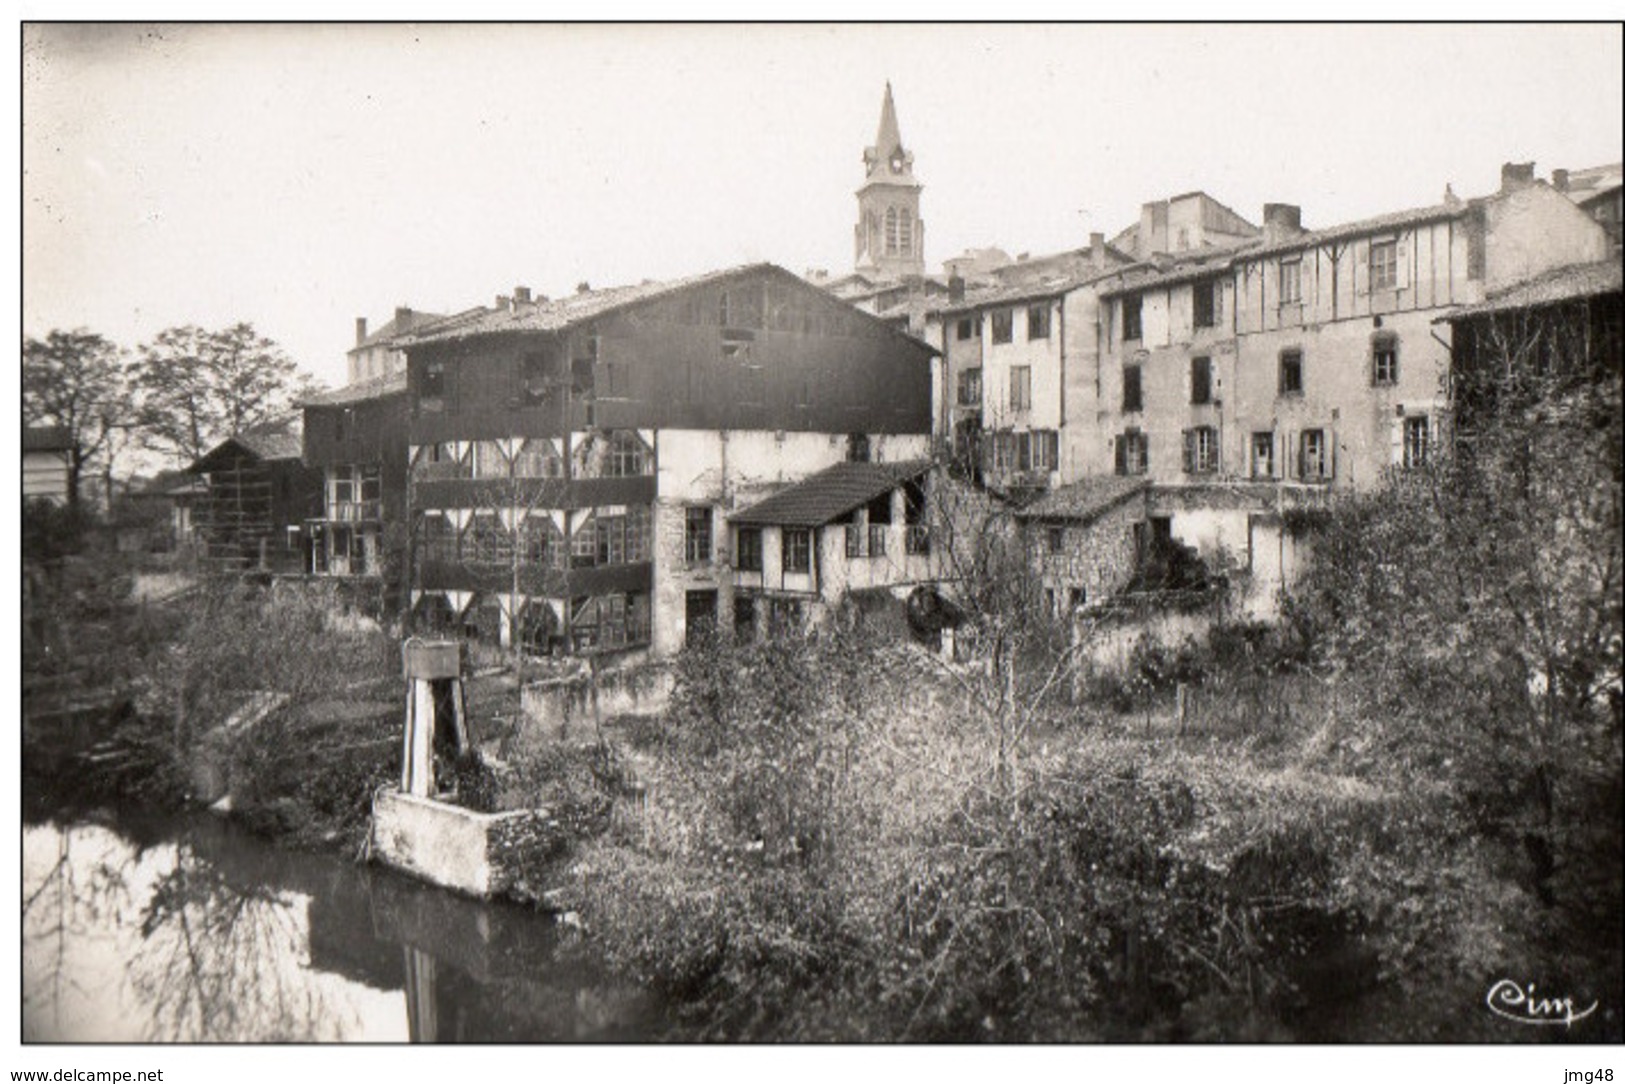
<box><xmin>890</xmin><ymin>154</ymin><xmax>904</xmax><ymax>173</ymax></box>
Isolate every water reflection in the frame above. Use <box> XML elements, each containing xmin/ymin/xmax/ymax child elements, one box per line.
<box><xmin>22</xmin><ymin>812</ymin><xmax>658</xmax><ymax>1042</ymax></box>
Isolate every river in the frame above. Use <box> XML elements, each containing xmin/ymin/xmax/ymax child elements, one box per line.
<box><xmin>21</xmin><ymin>809</ymin><xmax>665</xmax><ymax>1042</ymax></box>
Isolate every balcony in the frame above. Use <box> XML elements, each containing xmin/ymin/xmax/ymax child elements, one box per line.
<box><xmin>413</xmin><ymin>461</ymin><xmax>471</xmax><ymax>482</ymax></box>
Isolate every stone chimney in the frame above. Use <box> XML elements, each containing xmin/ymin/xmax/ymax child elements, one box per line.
<box><xmin>395</xmin><ymin>306</ymin><xmax>413</xmax><ymax>330</ymax></box>
<box><xmin>1262</xmin><ymin>203</ymin><xmax>1304</xmax><ymax>244</ymax></box>
<box><xmin>1139</xmin><ymin>201</ymin><xmax>1170</xmax><ymax>256</ymax></box>
<box><xmin>495</xmin><ymin>295</ymin><xmax>510</xmax><ymax>312</ymax></box>
<box><xmin>1552</xmin><ymin>168</ymin><xmax>1570</xmax><ymax>192</ymax></box>
<box><xmin>948</xmin><ymin>275</ymin><xmax>965</xmax><ymax>302</ymax></box>
<box><xmin>355</xmin><ymin>317</ymin><xmax>367</xmax><ymax>346</ymax></box>
<box><xmin>1090</xmin><ymin>231</ymin><xmax>1105</xmax><ymax>269</ymax></box>
<box><xmin>514</xmin><ymin>286</ymin><xmax>532</xmax><ymax>304</ymax></box>
<box><xmin>1500</xmin><ymin>161</ymin><xmax>1536</xmax><ymax>193</ymax></box>
<box><xmin>576</xmin><ymin>281</ymin><xmax>592</xmax><ymax>295</ymax></box>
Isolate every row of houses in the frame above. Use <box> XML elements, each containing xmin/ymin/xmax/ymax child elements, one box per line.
<box><xmin>169</xmin><ymin>87</ymin><xmax>1620</xmax><ymax>669</ymax></box>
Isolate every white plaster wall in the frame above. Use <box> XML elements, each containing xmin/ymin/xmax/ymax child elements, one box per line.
<box><xmin>982</xmin><ymin>300</ymin><xmax>1063</xmax><ymax>432</ymax></box>
<box><xmin>1485</xmin><ymin>184</ymin><xmax>1612</xmax><ymax>289</ymax></box>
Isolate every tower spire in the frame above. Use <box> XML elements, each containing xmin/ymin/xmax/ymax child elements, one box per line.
<box><xmin>874</xmin><ymin>80</ymin><xmax>903</xmax><ymax>157</ymax></box>
<box><xmin>854</xmin><ymin>83</ymin><xmax>924</xmax><ymax>278</ymax></box>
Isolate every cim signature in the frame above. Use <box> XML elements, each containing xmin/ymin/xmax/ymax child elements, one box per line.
<box><xmin>1485</xmin><ymin>978</ymin><xmax>1598</xmax><ymax>1028</ymax></box>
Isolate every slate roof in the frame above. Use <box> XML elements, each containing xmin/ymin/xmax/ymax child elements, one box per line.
<box><xmin>398</xmin><ymin>262</ymin><xmax>938</xmax><ymax>356</ymax></box>
<box><xmin>397</xmin><ymin>265</ymin><xmax>762</xmax><ymax>345</ymax></box>
<box><xmin>1435</xmin><ymin>260</ymin><xmax>1623</xmax><ymax>321</ymax></box>
<box><xmin>24</xmin><ymin>425</ymin><xmax>73</xmax><ymax>453</ymax></box>
<box><xmin>298</xmin><ymin>369</ymin><xmax>408</xmax><ymax>407</ymax></box>
<box><xmin>1014</xmin><ymin>476</ymin><xmax>1150</xmax><ymax>523</ymax></box>
<box><xmin>730</xmin><ymin>459</ymin><xmax>933</xmax><ymax>528</ymax></box>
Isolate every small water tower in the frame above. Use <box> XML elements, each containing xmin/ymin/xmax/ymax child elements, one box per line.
<box><xmin>400</xmin><ymin>638</ymin><xmax>470</xmax><ymax>797</ymax></box>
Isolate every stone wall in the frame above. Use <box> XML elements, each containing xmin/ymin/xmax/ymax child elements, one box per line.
<box><xmin>518</xmin><ymin>662</ymin><xmax>674</xmax><ymax>745</ymax></box>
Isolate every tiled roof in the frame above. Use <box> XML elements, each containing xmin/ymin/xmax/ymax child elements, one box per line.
<box><xmin>928</xmin><ymin>270</ymin><xmax>1117</xmax><ymax>319</ymax></box>
<box><xmin>350</xmin><ymin>309</ymin><xmax>448</xmax><ymax>353</ymax></box>
<box><xmin>1015</xmin><ymin>476</ymin><xmax>1150</xmax><ymax>523</ymax></box>
<box><xmin>1246</xmin><ymin>201</ymin><xmax>1469</xmax><ymax>261</ymax></box>
<box><xmin>298</xmin><ymin>370</ymin><xmax>408</xmax><ymax>407</ymax></box>
<box><xmin>1095</xmin><ymin>244</ymin><xmax>1260</xmax><ymax>298</ymax></box>
<box><xmin>24</xmin><ymin>425</ymin><xmax>73</xmax><ymax>453</ymax></box>
<box><xmin>397</xmin><ymin>264</ymin><xmax>768</xmax><ymax>346</ymax></box>
<box><xmin>1561</xmin><ymin>163</ymin><xmax>1622</xmax><ymax>202</ymax></box>
<box><xmin>1436</xmin><ymin>260</ymin><xmax>1623</xmax><ymax>321</ymax></box>
<box><xmin>730</xmin><ymin>459</ymin><xmax>933</xmax><ymax>528</ymax></box>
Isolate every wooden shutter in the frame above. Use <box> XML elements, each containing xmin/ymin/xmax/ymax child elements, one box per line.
<box><xmin>1114</xmin><ymin>435</ymin><xmax>1126</xmax><ymax>476</ymax></box>
<box><xmin>1182</xmin><ymin>429</ymin><xmax>1195</xmax><ymax>474</ymax></box>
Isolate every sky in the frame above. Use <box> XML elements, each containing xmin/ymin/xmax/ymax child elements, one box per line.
<box><xmin>20</xmin><ymin>23</ymin><xmax>1625</xmax><ymax>392</ymax></box>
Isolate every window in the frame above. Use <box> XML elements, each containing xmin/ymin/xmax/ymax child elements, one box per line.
<box><xmin>1251</xmin><ymin>432</ymin><xmax>1276</xmax><ymax>479</ymax></box>
<box><xmin>991</xmin><ymin>310</ymin><xmax>1014</xmax><ymax>344</ymax></box>
<box><xmin>885</xmin><ymin>207</ymin><xmax>912</xmax><ymax>255</ymax></box>
<box><xmin>1047</xmin><ymin>526</ymin><xmax>1065</xmax><ymax>554</ymax></box>
<box><xmin>1068</xmin><ymin>587</ymin><xmax>1086</xmax><ymax>611</ymax></box>
<box><xmin>1190</xmin><ymin>356</ymin><xmax>1213</xmax><ymax>405</ymax></box>
<box><xmin>957</xmin><ymin>367</ymin><xmax>982</xmax><ymax>407</ymax></box>
<box><xmin>474</xmin><ymin>439</ymin><xmax>508</xmax><ymax>479</ymax></box>
<box><xmin>331</xmin><ymin>468</ymin><xmax>354</xmax><ymax>505</ymax></box>
<box><xmin>1182</xmin><ymin>426</ymin><xmax>1217</xmax><ymax>474</ymax></box>
<box><xmin>334</xmin><ymin>408</ymin><xmax>353</xmax><ymax>442</ymax></box>
<box><xmin>1009</xmin><ymin>366</ymin><xmax>1032</xmax><ymax>411</ymax></box>
<box><xmin>685</xmin><ymin>590</ymin><xmax>718</xmax><ymax>643</ymax></box>
<box><xmin>782</xmin><ymin>528</ymin><xmax>811</xmax><ymax>574</ymax></box>
<box><xmin>868</xmin><ymin>522</ymin><xmax>888</xmax><ymax>556</ymax></box>
<box><xmin>991</xmin><ymin>431</ymin><xmax>1015</xmax><ymax>474</ymax></box>
<box><xmin>1370</xmin><ymin>240</ymin><xmax>1398</xmax><ymax>291</ymax></box>
<box><xmin>1122</xmin><ymin>365</ymin><xmax>1143</xmax><ymax>413</ymax></box>
<box><xmin>512</xmin><ymin>437</ymin><xmax>563</xmax><ymax>478</ymax></box>
<box><xmin>684</xmin><ymin>506</ymin><xmax>712</xmax><ymax>564</ymax></box>
<box><xmin>1300</xmin><ymin>429</ymin><xmax>1330</xmax><ymax>481</ymax></box>
<box><xmin>1027</xmin><ymin>304</ymin><xmax>1051</xmax><ymax>340</ymax></box>
<box><xmin>1122</xmin><ymin>296</ymin><xmax>1143</xmax><ymax>342</ymax></box>
<box><xmin>420</xmin><ymin>360</ymin><xmax>445</xmax><ymax>409</ymax></box>
<box><xmin>1193</xmin><ymin>279</ymin><xmax>1218</xmax><ymax>329</ymax></box>
<box><xmin>420</xmin><ymin>513</ymin><xmax>458</xmax><ymax>563</ymax></box>
<box><xmin>735</xmin><ymin>527</ymin><xmax>762</xmax><ymax>572</ymax></box>
<box><xmin>1115</xmin><ymin>430</ymin><xmax>1149</xmax><ymax>476</ymax></box>
<box><xmin>359</xmin><ymin>465</ymin><xmax>381</xmax><ymax>503</ymax></box>
<box><xmin>1279</xmin><ymin>260</ymin><xmax>1302</xmax><ymax>305</ymax></box>
<box><xmin>956</xmin><ymin>317</ymin><xmax>977</xmax><ymax>341</ymax></box>
<box><xmin>466</xmin><ymin>514</ymin><xmax>511</xmax><ymax>566</ymax></box>
<box><xmin>604</xmin><ymin>431</ymin><xmax>649</xmax><ymax>477</ymax></box>
<box><xmin>1278</xmin><ymin>349</ymin><xmax>1303</xmax><ymax>396</ymax></box>
<box><xmin>1403</xmin><ymin>416</ymin><xmax>1430</xmax><ymax>469</ymax></box>
<box><xmin>847</xmin><ymin>433</ymin><xmax>871</xmax><ymax>462</ymax></box>
<box><xmin>1372</xmin><ymin>334</ymin><xmax>1399</xmax><ymax>386</ymax></box>
<box><xmin>520</xmin><ymin>515</ymin><xmax>564</xmax><ymax>570</ymax></box>
<box><xmin>1017</xmin><ymin>430</ymin><xmax>1058</xmax><ymax>473</ymax></box>
<box><xmin>522</xmin><ymin>352</ymin><xmax>549</xmax><ymax>404</ymax></box>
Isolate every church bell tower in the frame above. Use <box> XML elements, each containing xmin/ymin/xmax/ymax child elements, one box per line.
<box><xmin>854</xmin><ymin>82</ymin><xmax>924</xmax><ymax>279</ymax></box>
